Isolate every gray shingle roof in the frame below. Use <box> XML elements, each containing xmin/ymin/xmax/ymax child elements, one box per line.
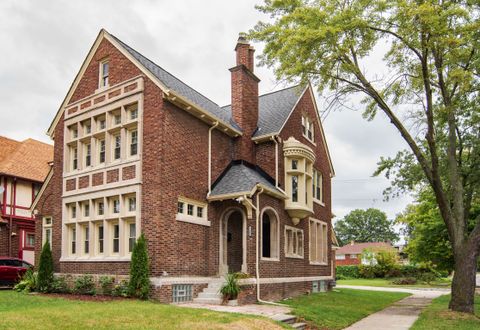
<box><xmin>210</xmin><ymin>163</ymin><xmax>280</xmax><ymax>197</ymax></box>
<box><xmin>222</xmin><ymin>85</ymin><xmax>305</xmax><ymax>138</ymax></box>
<box><xmin>110</xmin><ymin>34</ymin><xmax>240</xmax><ymax>131</ymax></box>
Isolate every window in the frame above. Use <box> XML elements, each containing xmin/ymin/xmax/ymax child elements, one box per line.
<box><xmin>100</xmin><ymin>60</ymin><xmax>109</xmax><ymax>87</ymax></box>
<box><xmin>72</xmin><ymin>147</ymin><xmax>78</xmax><ymax>170</ymax></box>
<box><xmin>33</xmin><ymin>184</ymin><xmax>41</xmax><ymax>198</ymax></box>
<box><xmin>71</xmin><ymin>126</ymin><xmax>78</xmax><ymax>139</ymax></box>
<box><xmin>85</xmin><ymin>143</ymin><xmax>91</xmax><ymax>167</ymax></box>
<box><xmin>128</xmin><ymin>197</ymin><xmax>136</xmax><ymax>212</ymax></box>
<box><xmin>71</xmin><ymin>226</ymin><xmax>76</xmax><ymax>255</ymax></box>
<box><xmin>99</xmin><ymin>118</ymin><xmax>106</xmax><ymax>130</ymax></box>
<box><xmin>309</xmin><ymin>219</ymin><xmax>328</xmax><ymax>264</ymax></box>
<box><xmin>128</xmin><ymin>223</ymin><xmax>136</xmax><ymax>253</ymax></box>
<box><xmin>261</xmin><ymin>209</ymin><xmax>279</xmax><ymax>259</ymax></box>
<box><xmin>130</xmin><ymin>130</ymin><xmax>138</xmax><ymax>156</ymax></box>
<box><xmin>84</xmin><ymin>226</ymin><xmax>89</xmax><ymax>254</ymax></box>
<box><xmin>114</xmin><ymin>114</ymin><xmax>121</xmax><ymax>125</ymax></box>
<box><xmin>285</xmin><ymin>226</ymin><xmax>304</xmax><ymax>258</ymax></box>
<box><xmin>176</xmin><ymin>197</ymin><xmax>209</xmax><ymax>225</ymax></box>
<box><xmin>99</xmin><ymin>140</ymin><xmax>106</xmax><ymax>163</ymax></box>
<box><xmin>84</xmin><ymin>122</ymin><xmax>91</xmax><ymax>135</ymax></box>
<box><xmin>313</xmin><ymin>169</ymin><xmax>323</xmax><ymax>203</ymax></box>
<box><xmin>84</xmin><ymin>203</ymin><xmax>90</xmax><ymax>217</ymax></box>
<box><xmin>172</xmin><ymin>284</ymin><xmax>193</xmax><ymax>303</ymax></box>
<box><xmin>177</xmin><ymin>202</ymin><xmax>184</xmax><ymax>214</ymax></box>
<box><xmin>113</xmin><ymin>199</ymin><xmax>120</xmax><ymax>214</ymax></box>
<box><xmin>336</xmin><ymin>254</ymin><xmax>346</xmax><ymax>260</ymax></box>
<box><xmin>113</xmin><ymin>134</ymin><xmax>121</xmax><ymax>160</ymax></box>
<box><xmin>291</xmin><ymin>175</ymin><xmax>298</xmax><ymax>202</ymax></box>
<box><xmin>197</xmin><ymin>207</ymin><xmax>203</xmax><ymax>218</ymax></box>
<box><xmin>292</xmin><ymin>159</ymin><xmax>298</xmax><ymax>170</ymax></box>
<box><xmin>25</xmin><ymin>233</ymin><xmax>35</xmax><ymax>248</ymax></box>
<box><xmin>302</xmin><ymin>115</ymin><xmax>314</xmax><ymax>142</ymax></box>
<box><xmin>42</xmin><ymin>217</ymin><xmax>52</xmax><ymax>248</ymax></box>
<box><xmin>112</xmin><ymin>224</ymin><xmax>120</xmax><ymax>253</ymax></box>
<box><xmin>187</xmin><ymin>204</ymin><xmax>194</xmax><ymax>216</ymax></box>
<box><xmin>98</xmin><ymin>225</ymin><xmax>104</xmax><ymax>254</ymax></box>
<box><xmin>71</xmin><ymin>205</ymin><xmax>77</xmax><ymax>219</ymax></box>
<box><xmin>129</xmin><ymin>105</ymin><xmax>138</xmax><ymax>120</ymax></box>
<box><xmin>98</xmin><ymin>201</ymin><xmax>104</xmax><ymax>215</ymax></box>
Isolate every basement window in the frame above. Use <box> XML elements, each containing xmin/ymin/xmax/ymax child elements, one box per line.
<box><xmin>172</xmin><ymin>284</ymin><xmax>193</xmax><ymax>303</ymax></box>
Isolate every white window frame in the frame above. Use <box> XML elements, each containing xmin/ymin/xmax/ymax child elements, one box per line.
<box><xmin>309</xmin><ymin>218</ymin><xmax>328</xmax><ymax>265</ymax></box>
<box><xmin>176</xmin><ymin>196</ymin><xmax>210</xmax><ymax>226</ymax></box>
<box><xmin>99</xmin><ymin>59</ymin><xmax>109</xmax><ymax>88</ymax></box>
<box><xmin>313</xmin><ymin>169</ymin><xmax>324</xmax><ymax>205</ymax></box>
<box><xmin>260</xmin><ymin>207</ymin><xmax>280</xmax><ymax>261</ymax></box>
<box><xmin>42</xmin><ymin>216</ymin><xmax>53</xmax><ymax>248</ymax></box>
<box><xmin>336</xmin><ymin>254</ymin><xmax>346</xmax><ymax>260</ymax></box>
<box><xmin>302</xmin><ymin>115</ymin><xmax>315</xmax><ymax>143</ymax></box>
<box><xmin>284</xmin><ymin>225</ymin><xmax>304</xmax><ymax>259</ymax></box>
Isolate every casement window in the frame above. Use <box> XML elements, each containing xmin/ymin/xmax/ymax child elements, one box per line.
<box><xmin>85</xmin><ymin>143</ymin><xmax>91</xmax><ymax>167</ymax></box>
<box><xmin>285</xmin><ymin>226</ymin><xmax>304</xmax><ymax>258</ymax></box>
<box><xmin>97</xmin><ymin>224</ymin><xmax>104</xmax><ymax>254</ymax></box>
<box><xmin>83</xmin><ymin>203</ymin><xmax>90</xmax><ymax>217</ymax></box>
<box><xmin>302</xmin><ymin>115</ymin><xmax>314</xmax><ymax>143</ymax></box>
<box><xmin>98</xmin><ymin>116</ymin><xmax>106</xmax><ymax>130</ymax></box>
<box><xmin>112</xmin><ymin>199</ymin><xmax>120</xmax><ymax>214</ymax></box>
<box><xmin>71</xmin><ymin>126</ymin><xmax>78</xmax><ymax>139</ymax></box>
<box><xmin>130</xmin><ymin>130</ymin><xmax>138</xmax><ymax>156</ymax></box>
<box><xmin>112</xmin><ymin>223</ymin><xmax>120</xmax><ymax>254</ymax></box>
<box><xmin>98</xmin><ymin>201</ymin><xmax>104</xmax><ymax>215</ymax></box>
<box><xmin>291</xmin><ymin>174</ymin><xmax>299</xmax><ymax>202</ymax></box>
<box><xmin>71</xmin><ymin>205</ymin><xmax>77</xmax><ymax>219</ymax></box>
<box><xmin>309</xmin><ymin>218</ymin><xmax>328</xmax><ymax>264</ymax></box>
<box><xmin>336</xmin><ymin>254</ymin><xmax>346</xmax><ymax>260</ymax></box>
<box><xmin>176</xmin><ymin>197</ymin><xmax>209</xmax><ymax>226</ymax></box>
<box><xmin>72</xmin><ymin>147</ymin><xmax>78</xmax><ymax>170</ymax></box>
<box><xmin>70</xmin><ymin>226</ymin><xmax>76</xmax><ymax>255</ymax></box>
<box><xmin>113</xmin><ymin>134</ymin><xmax>121</xmax><ymax>160</ymax></box>
<box><xmin>84</xmin><ymin>121</ymin><xmax>91</xmax><ymax>135</ymax></box>
<box><xmin>261</xmin><ymin>208</ymin><xmax>279</xmax><ymax>260</ymax></box>
<box><xmin>99</xmin><ymin>140</ymin><xmax>106</xmax><ymax>163</ymax></box>
<box><xmin>312</xmin><ymin>169</ymin><xmax>323</xmax><ymax>203</ymax></box>
<box><xmin>128</xmin><ymin>197</ymin><xmax>136</xmax><ymax>212</ymax></box>
<box><xmin>114</xmin><ymin>114</ymin><xmax>121</xmax><ymax>125</ymax></box>
<box><xmin>128</xmin><ymin>222</ymin><xmax>136</xmax><ymax>253</ymax></box>
<box><xmin>25</xmin><ymin>233</ymin><xmax>35</xmax><ymax>248</ymax></box>
<box><xmin>42</xmin><ymin>217</ymin><xmax>52</xmax><ymax>248</ymax></box>
<box><xmin>129</xmin><ymin>105</ymin><xmax>138</xmax><ymax>120</ymax></box>
<box><xmin>100</xmin><ymin>60</ymin><xmax>109</xmax><ymax>88</ymax></box>
<box><xmin>83</xmin><ymin>225</ymin><xmax>90</xmax><ymax>255</ymax></box>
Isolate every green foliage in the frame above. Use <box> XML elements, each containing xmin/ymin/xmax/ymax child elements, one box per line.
<box><xmin>336</xmin><ymin>265</ymin><xmax>360</xmax><ymax>279</ymax></box>
<box><xmin>220</xmin><ymin>273</ymin><xmax>241</xmax><ymax>301</ymax></box>
<box><xmin>37</xmin><ymin>242</ymin><xmax>54</xmax><ymax>292</ymax></box>
<box><xmin>74</xmin><ymin>275</ymin><xmax>96</xmax><ymax>295</ymax></box>
<box><xmin>128</xmin><ymin>234</ymin><xmax>150</xmax><ymax>300</ymax></box>
<box><xmin>50</xmin><ymin>276</ymin><xmax>70</xmax><ymax>294</ymax></box>
<box><xmin>14</xmin><ymin>269</ymin><xmax>37</xmax><ymax>293</ymax></box>
<box><xmin>391</xmin><ymin>277</ymin><xmax>417</xmax><ymax>285</ymax></box>
<box><xmin>113</xmin><ymin>280</ymin><xmax>130</xmax><ymax>297</ymax></box>
<box><xmin>334</xmin><ymin>209</ymin><xmax>399</xmax><ymax>245</ymax></box>
<box><xmin>99</xmin><ymin>276</ymin><xmax>115</xmax><ymax>296</ymax></box>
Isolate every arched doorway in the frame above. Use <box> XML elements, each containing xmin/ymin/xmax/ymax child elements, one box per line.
<box><xmin>219</xmin><ymin>208</ymin><xmax>247</xmax><ymax>274</ymax></box>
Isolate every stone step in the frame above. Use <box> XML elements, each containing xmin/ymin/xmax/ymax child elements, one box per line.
<box><xmin>271</xmin><ymin>314</ymin><xmax>296</xmax><ymax>324</ymax></box>
<box><xmin>291</xmin><ymin>322</ymin><xmax>307</xmax><ymax>330</ymax></box>
<box><xmin>197</xmin><ymin>292</ymin><xmax>222</xmax><ymax>299</ymax></box>
<box><xmin>192</xmin><ymin>297</ymin><xmax>223</xmax><ymax>305</ymax></box>
<box><xmin>203</xmin><ymin>287</ymin><xmax>221</xmax><ymax>293</ymax></box>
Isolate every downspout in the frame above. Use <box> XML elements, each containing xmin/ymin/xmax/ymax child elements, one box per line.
<box><xmin>9</xmin><ymin>177</ymin><xmax>15</xmax><ymax>257</ymax></box>
<box><xmin>207</xmin><ymin>121</ymin><xmax>219</xmax><ymax>196</ymax></box>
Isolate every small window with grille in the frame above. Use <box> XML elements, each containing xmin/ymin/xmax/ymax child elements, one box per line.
<box><xmin>172</xmin><ymin>284</ymin><xmax>193</xmax><ymax>303</ymax></box>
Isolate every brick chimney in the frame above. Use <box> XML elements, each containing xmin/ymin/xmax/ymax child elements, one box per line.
<box><xmin>230</xmin><ymin>33</ymin><xmax>260</xmax><ymax>164</ymax></box>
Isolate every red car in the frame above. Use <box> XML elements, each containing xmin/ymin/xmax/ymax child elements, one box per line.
<box><xmin>0</xmin><ymin>257</ymin><xmax>32</xmax><ymax>286</ymax></box>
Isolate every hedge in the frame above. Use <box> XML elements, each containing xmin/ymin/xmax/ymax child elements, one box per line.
<box><xmin>336</xmin><ymin>265</ymin><xmax>360</xmax><ymax>279</ymax></box>
<box><xmin>336</xmin><ymin>264</ymin><xmax>447</xmax><ymax>280</ymax></box>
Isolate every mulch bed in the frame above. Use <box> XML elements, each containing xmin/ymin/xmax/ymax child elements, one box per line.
<box><xmin>39</xmin><ymin>293</ymin><xmax>131</xmax><ymax>302</ymax></box>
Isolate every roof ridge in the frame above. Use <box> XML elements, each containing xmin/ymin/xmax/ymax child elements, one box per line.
<box><xmin>109</xmin><ymin>33</ymin><xmax>220</xmax><ymax>108</ymax></box>
<box><xmin>221</xmin><ymin>84</ymin><xmax>303</xmax><ymax>108</ymax></box>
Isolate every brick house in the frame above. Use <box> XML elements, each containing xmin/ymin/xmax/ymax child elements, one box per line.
<box><xmin>32</xmin><ymin>29</ymin><xmax>335</xmax><ymax>303</ymax></box>
<box><xmin>335</xmin><ymin>241</ymin><xmax>396</xmax><ymax>266</ymax></box>
<box><xmin>0</xmin><ymin>136</ymin><xmax>53</xmax><ymax>264</ymax></box>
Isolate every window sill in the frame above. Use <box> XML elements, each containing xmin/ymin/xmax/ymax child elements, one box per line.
<box><xmin>285</xmin><ymin>254</ymin><xmax>304</xmax><ymax>259</ymax></box>
<box><xmin>313</xmin><ymin>199</ymin><xmax>325</xmax><ymax>206</ymax></box>
<box><xmin>309</xmin><ymin>261</ymin><xmax>328</xmax><ymax>266</ymax></box>
<box><xmin>60</xmin><ymin>255</ymin><xmax>131</xmax><ymax>262</ymax></box>
<box><xmin>302</xmin><ymin>134</ymin><xmax>316</xmax><ymax>146</ymax></box>
<box><xmin>261</xmin><ymin>257</ymin><xmax>280</xmax><ymax>262</ymax></box>
<box><xmin>176</xmin><ymin>214</ymin><xmax>211</xmax><ymax>227</ymax></box>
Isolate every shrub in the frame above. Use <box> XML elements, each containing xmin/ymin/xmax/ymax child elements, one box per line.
<box><xmin>74</xmin><ymin>275</ymin><xmax>96</xmax><ymax>295</ymax></box>
<box><xmin>220</xmin><ymin>273</ymin><xmax>241</xmax><ymax>302</ymax></box>
<box><xmin>129</xmin><ymin>234</ymin><xmax>150</xmax><ymax>300</ymax></box>
<box><xmin>336</xmin><ymin>265</ymin><xmax>360</xmax><ymax>279</ymax></box>
<box><xmin>51</xmin><ymin>276</ymin><xmax>70</xmax><ymax>293</ymax></box>
<box><xmin>14</xmin><ymin>269</ymin><xmax>37</xmax><ymax>293</ymax></box>
<box><xmin>385</xmin><ymin>266</ymin><xmax>402</xmax><ymax>278</ymax></box>
<box><xmin>391</xmin><ymin>277</ymin><xmax>417</xmax><ymax>285</ymax></box>
<box><xmin>99</xmin><ymin>276</ymin><xmax>115</xmax><ymax>295</ymax></box>
<box><xmin>113</xmin><ymin>280</ymin><xmax>130</xmax><ymax>297</ymax></box>
<box><xmin>37</xmin><ymin>242</ymin><xmax>54</xmax><ymax>292</ymax></box>
<box><xmin>375</xmin><ymin>249</ymin><xmax>398</xmax><ymax>275</ymax></box>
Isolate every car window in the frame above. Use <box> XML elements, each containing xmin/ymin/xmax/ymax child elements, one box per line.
<box><xmin>22</xmin><ymin>262</ymin><xmax>32</xmax><ymax>268</ymax></box>
<box><xmin>11</xmin><ymin>260</ymin><xmax>23</xmax><ymax>267</ymax></box>
<box><xmin>0</xmin><ymin>259</ymin><xmax>6</xmax><ymax>266</ymax></box>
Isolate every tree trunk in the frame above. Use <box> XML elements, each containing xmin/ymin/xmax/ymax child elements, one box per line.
<box><xmin>449</xmin><ymin>246</ymin><xmax>477</xmax><ymax>313</ymax></box>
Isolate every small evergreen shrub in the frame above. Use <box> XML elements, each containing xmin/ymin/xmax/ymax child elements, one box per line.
<box><xmin>336</xmin><ymin>265</ymin><xmax>360</xmax><ymax>279</ymax></box>
<box><xmin>37</xmin><ymin>242</ymin><xmax>54</xmax><ymax>292</ymax></box>
<box><xmin>74</xmin><ymin>275</ymin><xmax>96</xmax><ymax>295</ymax></box>
<box><xmin>99</xmin><ymin>276</ymin><xmax>115</xmax><ymax>295</ymax></box>
<box><xmin>113</xmin><ymin>280</ymin><xmax>130</xmax><ymax>297</ymax></box>
<box><xmin>14</xmin><ymin>269</ymin><xmax>37</xmax><ymax>293</ymax></box>
<box><xmin>128</xmin><ymin>234</ymin><xmax>150</xmax><ymax>299</ymax></box>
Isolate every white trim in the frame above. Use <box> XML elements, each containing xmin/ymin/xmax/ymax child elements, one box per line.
<box><xmin>176</xmin><ymin>215</ymin><xmax>211</xmax><ymax>227</ymax></box>
<box><xmin>149</xmin><ymin>275</ymin><xmax>334</xmax><ymax>286</ymax></box>
<box><xmin>309</xmin><ymin>217</ymin><xmax>328</xmax><ymax>265</ymax></box>
<box><xmin>239</xmin><ymin>275</ymin><xmax>334</xmax><ymax>285</ymax></box>
<box><xmin>260</xmin><ymin>206</ymin><xmax>280</xmax><ymax>261</ymax></box>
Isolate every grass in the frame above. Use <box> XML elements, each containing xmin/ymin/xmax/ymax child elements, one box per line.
<box><xmin>283</xmin><ymin>288</ymin><xmax>410</xmax><ymax>330</ymax></box>
<box><xmin>412</xmin><ymin>294</ymin><xmax>480</xmax><ymax>330</ymax></box>
<box><xmin>0</xmin><ymin>290</ymin><xmax>284</xmax><ymax>330</ymax></box>
<box><xmin>337</xmin><ymin>278</ymin><xmax>452</xmax><ymax>289</ymax></box>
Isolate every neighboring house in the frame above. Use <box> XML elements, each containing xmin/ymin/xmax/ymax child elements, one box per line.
<box><xmin>0</xmin><ymin>136</ymin><xmax>53</xmax><ymax>264</ymax></box>
<box><xmin>31</xmin><ymin>30</ymin><xmax>335</xmax><ymax>303</ymax></box>
<box><xmin>335</xmin><ymin>241</ymin><xmax>396</xmax><ymax>266</ymax></box>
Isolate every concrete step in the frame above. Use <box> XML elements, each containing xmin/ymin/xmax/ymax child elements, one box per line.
<box><xmin>197</xmin><ymin>292</ymin><xmax>222</xmax><ymax>299</ymax></box>
<box><xmin>192</xmin><ymin>297</ymin><xmax>223</xmax><ymax>305</ymax></box>
<box><xmin>271</xmin><ymin>314</ymin><xmax>296</xmax><ymax>325</ymax></box>
<box><xmin>291</xmin><ymin>322</ymin><xmax>306</xmax><ymax>330</ymax></box>
<box><xmin>203</xmin><ymin>287</ymin><xmax>221</xmax><ymax>294</ymax></box>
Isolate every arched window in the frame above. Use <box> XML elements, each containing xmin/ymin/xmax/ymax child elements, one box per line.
<box><xmin>261</xmin><ymin>208</ymin><xmax>279</xmax><ymax>260</ymax></box>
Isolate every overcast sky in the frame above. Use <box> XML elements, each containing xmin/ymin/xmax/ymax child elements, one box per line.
<box><xmin>0</xmin><ymin>0</ymin><xmax>413</xmax><ymax>226</ymax></box>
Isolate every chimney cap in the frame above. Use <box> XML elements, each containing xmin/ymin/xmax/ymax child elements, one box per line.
<box><xmin>236</xmin><ymin>32</ymin><xmax>249</xmax><ymax>45</ymax></box>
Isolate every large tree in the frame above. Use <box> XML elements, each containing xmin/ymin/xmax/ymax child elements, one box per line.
<box><xmin>335</xmin><ymin>208</ymin><xmax>399</xmax><ymax>245</ymax></box>
<box><xmin>251</xmin><ymin>0</ymin><xmax>480</xmax><ymax>313</ymax></box>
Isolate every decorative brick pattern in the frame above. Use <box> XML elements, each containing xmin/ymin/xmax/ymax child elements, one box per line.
<box><xmin>106</xmin><ymin>169</ymin><xmax>119</xmax><ymax>183</ymax></box>
<box><xmin>66</xmin><ymin>178</ymin><xmax>76</xmax><ymax>191</ymax></box>
<box><xmin>78</xmin><ymin>175</ymin><xmax>89</xmax><ymax>189</ymax></box>
<box><xmin>80</xmin><ymin>100</ymin><xmax>91</xmax><ymax>109</ymax></box>
<box><xmin>124</xmin><ymin>82</ymin><xmax>138</xmax><ymax>93</ymax></box>
<box><xmin>93</xmin><ymin>95</ymin><xmax>106</xmax><ymax>104</ymax></box>
<box><xmin>92</xmin><ymin>172</ymin><xmax>104</xmax><ymax>186</ymax></box>
<box><xmin>122</xmin><ymin>165</ymin><xmax>136</xmax><ymax>180</ymax></box>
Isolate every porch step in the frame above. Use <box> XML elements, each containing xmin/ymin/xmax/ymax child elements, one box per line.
<box><xmin>291</xmin><ymin>322</ymin><xmax>307</xmax><ymax>330</ymax></box>
<box><xmin>192</xmin><ymin>297</ymin><xmax>223</xmax><ymax>304</ymax></box>
<box><xmin>271</xmin><ymin>314</ymin><xmax>296</xmax><ymax>324</ymax></box>
<box><xmin>197</xmin><ymin>292</ymin><xmax>222</xmax><ymax>299</ymax></box>
<box><xmin>192</xmin><ymin>278</ymin><xmax>224</xmax><ymax>305</ymax></box>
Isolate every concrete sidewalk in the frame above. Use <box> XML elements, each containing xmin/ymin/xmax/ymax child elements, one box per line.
<box><xmin>338</xmin><ymin>285</ymin><xmax>447</xmax><ymax>330</ymax></box>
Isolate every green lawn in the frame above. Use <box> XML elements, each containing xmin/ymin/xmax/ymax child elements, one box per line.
<box><xmin>0</xmin><ymin>291</ymin><xmax>284</xmax><ymax>330</ymax></box>
<box><xmin>283</xmin><ymin>288</ymin><xmax>410</xmax><ymax>330</ymax></box>
<box><xmin>337</xmin><ymin>278</ymin><xmax>451</xmax><ymax>289</ymax></box>
<box><xmin>412</xmin><ymin>294</ymin><xmax>480</xmax><ymax>330</ymax></box>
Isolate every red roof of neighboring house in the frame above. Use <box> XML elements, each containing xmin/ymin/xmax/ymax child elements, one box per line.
<box><xmin>0</xmin><ymin>136</ymin><xmax>53</xmax><ymax>182</ymax></box>
<box><xmin>336</xmin><ymin>242</ymin><xmax>395</xmax><ymax>255</ymax></box>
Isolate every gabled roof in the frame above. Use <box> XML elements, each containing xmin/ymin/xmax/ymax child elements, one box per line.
<box><xmin>209</xmin><ymin>161</ymin><xmax>285</xmax><ymax>200</ymax></box>
<box><xmin>222</xmin><ymin>85</ymin><xmax>305</xmax><ymax>138</ymax></box>
<box><xmin>336</xmin><ymin>242</ymin><xmax>396</xmax><ymax>255</ymax></box>
<box><xmin>0</xmin><ymin>136</ymin><xmax>53</xmax><ymax>182</ymax></box>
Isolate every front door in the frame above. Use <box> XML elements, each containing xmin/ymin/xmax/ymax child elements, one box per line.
<box><xmin>220</xmin><ymin>209</ymin><xmax>247</xmax><ymax>275</ymax></box>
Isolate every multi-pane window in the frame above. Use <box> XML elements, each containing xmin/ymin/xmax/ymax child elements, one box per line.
<box><xmin>291</xmin><ymin>176</ymin><xmax>298</xmax><ymax>202</ymax></box>
<box><xmin>71</xmin><ymin>127</ymin><xmax>78</xmax><ymax>139</ymax></box>
<box><xmin>84</xmin><ymin>226</ymin><xmax>89</xmax><ymax>254</ymax></box>
<box><xmin>98</xmin><ymin>225</ymin><xmax>104</xmax><ymax>254</ymax></box>
<box><xmin>112</xmin><ymin>224</ymin><xmax>120</xmax><ymax>253</ymax></box>
<box><xmin>130</xmin><ymin>130</ymin><xmax>138</xmax><ymax>156</ymax></box>
<box><xmin>187</xmin><ymin>204</ymin><xmax>194</xmax><ymax>216</ymax></box>
<box><xmin>99</xmin><ymin>118</ymin><xmax>106</xmax><ymax>130</ymax></box>
<box><xmin>71</xmin><ymin>227</ymin><xmax>76</xmax><ymax>255</ymax></box>
<box><xmin>85</xmin><ymin>143</ymin><xmax>91</xmax><ymax>167</ymax></box>
<box><xmin>42</xmin><ymin>217</ymin><xmax>52</xmax><ymax>248</ymax></box>
<box><xmin>197</xmin><ymin>207</ymin><xmax>203</xmax><ymax>218</ymax></box>
<box><xmin>98</xmin><ymin>201</ymin><xmax>104</xmax><ymax>215</ymax></box>
<box><xmin>285</xmin><ymin>226</ymin><xmax>304</xmax><ymax>258</ymax></box>
<box><xmin>177</xmin><ymin>202</ymin><xmax>184</xmax><ymax>214</ymax></box>
<box><xmin>113</xmin><ymin>199</ymin><xmax>120</xmax><ymax>214</ymax></box>
<box><xmin>72</xmin><ymin>147</ymin><xmax>78</xmax><ymax>170</ymax></box>
<box><xmin>114</xmin><ymin>135</ymin><xmax>121</xmax><ymax>160</ymax></box>
<box><xmin>130</xmin><ymin>107</ymin><xmax>138</xmax><ymax>120</ymax></box>
<box><xmin>85</xmin><ymin>122</ymin><xmax>91</xmax><ymax>135</ymax></box>
<box><xmin>71</xmin><ymin>205</ymin><xmax>77</xmax><ymax>219</ymax></box>
<box><xmin>99</xmin><ymin>140</ymin><xmax>106</xmax><ymax>163</ymax></box>
<box><xmin>84</xmin><ymin>203</ymin><xmax>90</xmax><ymax>217</ymax></box>
<box><xmin>176</xmin><ymin>197</ymin><xmax>208</xmax><ymax>225</ymax></box>
<box><xmin>309</xmin><ymin>219</ymin><xmax>328</xmax><ymax>264</ymax></box>
<box><xmin>114</xmin><ymin>114</ymin><xmax>121</xmax><ymax>125</ymax></box>
<box><xmin>302</xmin><ymin>115</ymin><xmax>314</xmax><ymax>142</ymax></box>
<box><xmin>100</xmin><ymin>60</ymin><xmax>109</xmax><ymax>87</ymax></box>
<box><xmin>128</xmin><ymin>223</ymin><xmax>136</xmax><ymax>253</ymax></box>
<box><xmin>313</xmin><ymin>169</ymin><xmax>323</xmax><ymax>202</ymax></box>
<box><xmin>128</xmin><ymin>197</ymin><xmax>136</xmax><ymax>212</ymax></box>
